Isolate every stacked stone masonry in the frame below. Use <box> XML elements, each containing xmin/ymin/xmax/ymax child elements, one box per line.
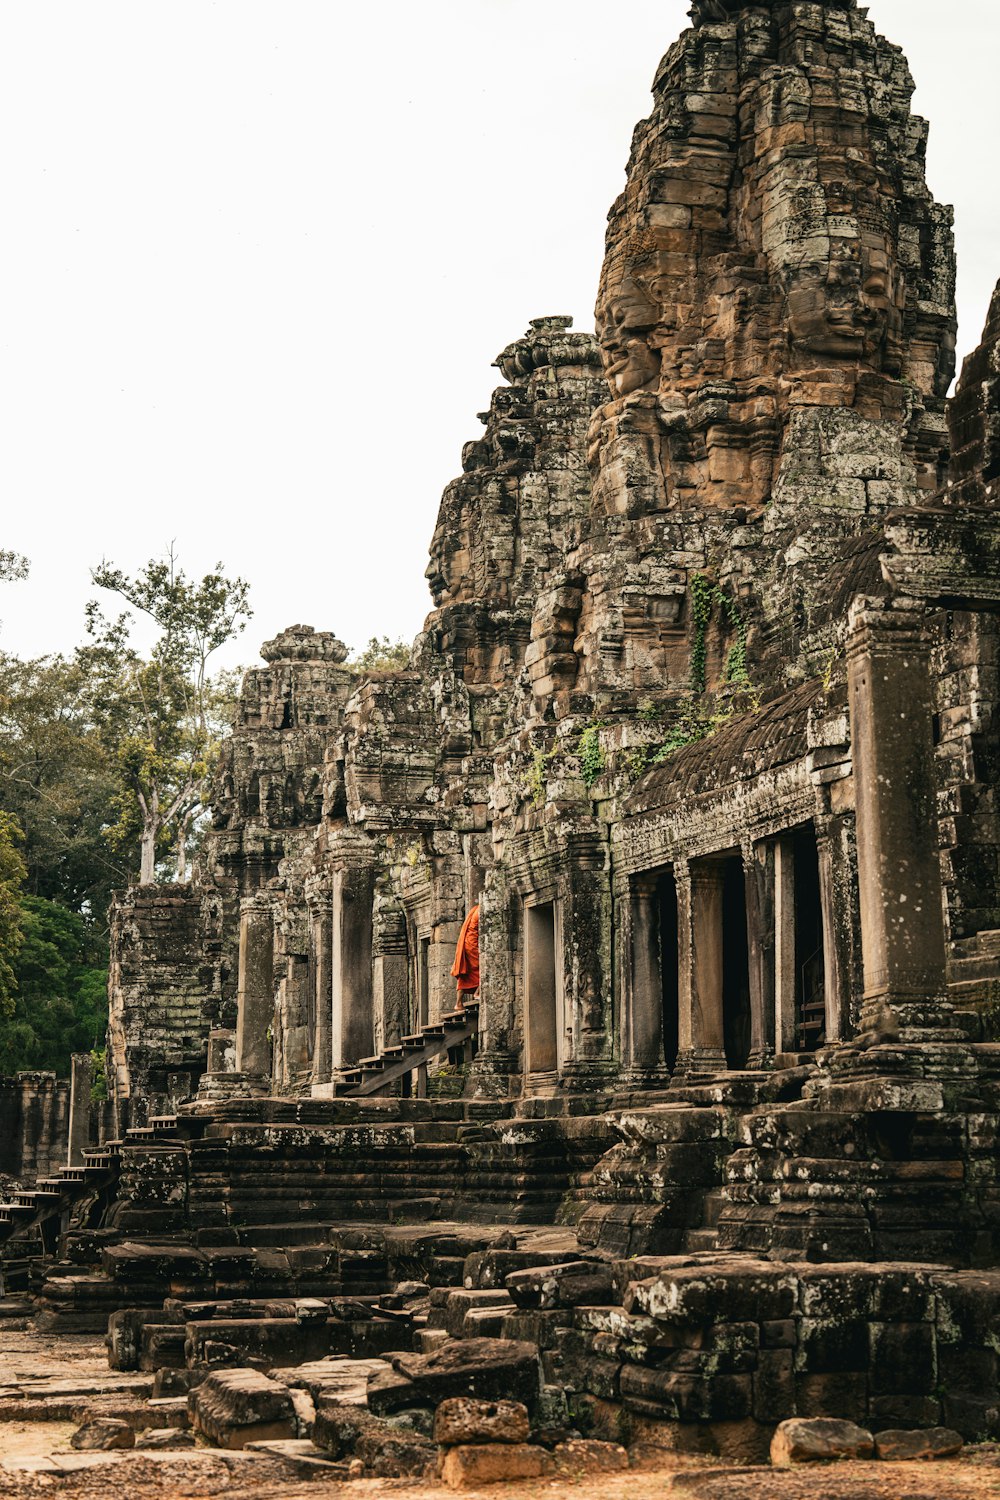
<box><xmin>21</xmin><ymin>0</ymin><xmax>1000</xmax><ymax>1461</ymax></box>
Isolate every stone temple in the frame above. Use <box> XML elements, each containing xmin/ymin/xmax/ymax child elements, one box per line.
<box><xmin>7</xmin><ymin>0</ymin><xmax>1000</xmax><ymax>1472</ymax></box>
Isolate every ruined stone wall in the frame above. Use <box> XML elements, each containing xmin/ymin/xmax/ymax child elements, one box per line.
<box><xmin>106</xmin><ymin>886</ymin><xmax>226</xmax><ymax>1130</ymax></box>
<box><xmin>0</xmin><ymin>1073</ymin><xmax>70</xmax><ymax>1182</ymax></box>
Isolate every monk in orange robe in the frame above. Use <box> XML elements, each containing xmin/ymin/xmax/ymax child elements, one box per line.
<box><xmin>451</xmin><ymin>905</ymin><xmax>480</xmax><ymax>1009</ymax></box>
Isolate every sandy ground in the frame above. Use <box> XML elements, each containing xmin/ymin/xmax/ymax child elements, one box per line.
<box><xmin>5</xmin><ymin>1325</ymin><xmax>1000</xmax><ymax>1498</ymax></box>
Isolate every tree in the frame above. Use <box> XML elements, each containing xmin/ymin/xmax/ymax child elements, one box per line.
<box><xmin>0</xmin><ymin>551</ymin><xmax>29</xmax><ymax>583</ymax></box>
<box><xmin>0</xmin><ymin>811</ymin><xmax>26</xmax><ymax>1018</ymax></box>
<box><xmin>80</xmin><ymin>548</ymin><xmax>251</xmax><ymax>885</ymax></box>
<box><xmin>0</xmin><ymin>894</ymin><xmax>107</xmax><ymax>1075</ymax></box>
<box><xmin>348</xmin><ymin>636</ymin><xmax>411</xmax><ymax>674</ymax></box>
<box><xmin>0</xmin><ymin>651</ymin><xmax>129</xmax><ymax>918</ymax></box>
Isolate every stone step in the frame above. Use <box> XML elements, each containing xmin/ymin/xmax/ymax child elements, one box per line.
<box><xmin>680</xmin><ymin>1228</ymin><xmax>719</xmax><ymax>1252</ymax></box>
<box><xmin>948</xmin><ymin>953</ymin><xmax>1000</xmax><ymax>982</ymax></box>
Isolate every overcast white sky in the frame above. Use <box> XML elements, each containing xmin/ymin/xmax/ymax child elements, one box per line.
<box><xmin>1</xmin><ymin>1</ymin><xmax>998</xmax><ymax>670</ymax></box>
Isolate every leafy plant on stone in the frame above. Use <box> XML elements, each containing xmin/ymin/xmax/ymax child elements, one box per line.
<box><xmin>577</xmin><ymin>723</ymin><xmax>606</xmax><ymax>790</ymax></box>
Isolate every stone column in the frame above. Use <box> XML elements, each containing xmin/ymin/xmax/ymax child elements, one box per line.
<box><xmin>310</xmin><ymin>897</ymin><xmax>333</xmax><ymax>1093</ymax></box>
<box><xmin>623</xmin><ymin>875</ymin><xmax>668</xmax><ymax>1084</ymax></box>
<box><xmin>744</xmin><ymin>842</ymin><xmax>775</xmax><ymax>1070</ymax></box>
<box><xmin>815</xmin><ymin>817</ymin><xmax>849</xmax><ymax>1043</ymax></box>
<box><xmin>235</xmin><ymin>897</ymin><xmax>274</xmax><ymax>1081</ymax></box>
<box><xmin>66</xmin><ymin>1053</ymin><xmax>93</xmax><ymax>1167</ymax></box>
<box><xmin>677</xmin><ymin>861</ymin><xmax>727</xmax><ymax>1074</ymax></box>
<box><xmin>774</xmin><ymin>836</ymin><xmax>798</xmax><ymax>1055</ymax></box>
<box><xmin>331</xmin><ymin>866</ymin><xmax>375</xmax><ymax>1070</ymax></box>
<box><xmin>847</xmin><ymin>606</ymin><xmax>948</xmax><ymax>1028</ymax></box>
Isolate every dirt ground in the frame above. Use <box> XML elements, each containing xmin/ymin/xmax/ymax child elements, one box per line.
<box><xmin>5</xmin><ymin>1324</ymin><xmax>1000</xmax><ymax>1499</ymax></box>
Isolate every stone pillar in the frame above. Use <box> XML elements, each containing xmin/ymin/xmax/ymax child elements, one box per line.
<box><xmin>310</xmin><ymin>901</ymin><xmax>333</xmax><ymax>1093</ymax></box>
<box><xmin>744</xmin><ymin>842</ymin><xmax>775</xmax><ymax>1070</ymax></box>
<box><xmin>67</xmin><ymin>1053</ymin><xmax>93</xmax><ymax>1167</ymax></box>
<box><xmin>331</xmin><ymin>866</ymin><xmax>375</xmax><ymax>1070</ymax></box>
<box><xmin>774</xmin><ymin>836</ymin><xmax>798</xmax><ymax>1055</ymax></box>
<box><xmin>847</xmin><ymin>606</ymin><xmax>948</xmax><ymax>1028</ymax></box>
<box><xmin>815</xmin><ymin>817</ymin><xmax>849</xmax><ymax>1043</ymax></box>
<box><xmin>235</xmin><ymin>897</ymin><xmax>274</xmax><ymax>1081</ymax></box>
<box><xmin>373</xmin><ymin>902</ymin><xmax>409</xmax><ymax>1052</ymax></box>
<box><xmin>623</xmin><ymin>875</ymin><xmax>668</xmax><ymax>1084</ymax></box>
<box><xmin>678</xmin><ymin>862</ymin><xmax>727</xmax><ymax>1074</ymax></box>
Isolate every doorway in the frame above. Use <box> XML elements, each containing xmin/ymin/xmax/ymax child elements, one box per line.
<box><xmin>657</xmin><ymin>870</ymin><xmax>679</xmax><ymax>1072</ymax></box>
<box><xmin>793</xmin><ymin>826</ymin><xmax>826</xmax><ymax>1051</ymax></box>
<box><xmin>525</xmin><ymin>901</ymin><xmax>560</xmax><ymax>1075</ymax></box>
<box><xmin>722</xmin><ymin>857</ymin><xmax>751</xmax><ymax>1070</ymax></box>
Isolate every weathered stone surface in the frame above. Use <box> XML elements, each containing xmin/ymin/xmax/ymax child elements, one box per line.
<box><xmin>553</xmin><ymin>1438</ymin><xmax>629</xmax><ymax>1473</ymax></box>
<box><xmin>70</xmin><ymin>1418</ymin><xmax>135</xmax><ymax>1451</ymax></box>
<box><xmin>433</xmin><ymin>1397</ymin><xmax>530</xmax><ymax>1446</ymax></box>
<box><xmin>134</xmin><ymin>1427</ymin><xmax>197</xmax><ymax>1450</ymax></box>
<box><xmin>190</xmin><ymin>1368</ymin><xmax>296</xmax><ymax>1449</ymax></box>
<box><xmin>440</xmin><ymin>1442</ymin><xmax>555</xmax><ymax>1489</ymax></box>
<box><xmin>380</xmin><ymin>1339</ymin><xmax>541</xmax><ymax>1413</ymax></box>
<box><xmin>874</xmin><ymin>1427</ymin><xmax>963</xmax><ymax>1462</ymax></box>
<box><xmin>771</xmin><ymin>1418</ymin><xmax>875</xmax><ymax>1466</ymax></box>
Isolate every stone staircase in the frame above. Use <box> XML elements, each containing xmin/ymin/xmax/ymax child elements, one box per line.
<box><xmin>0</xmin><ymin>1115</ymin><xmax>178</xmax><ymax>1249</ymax></box>
<box><xmin>336</xmin><ymin>1000</ymin><xmax>479</xmax><ymax>1097</ymax></box>
<box><xmin>949</xmin><ymin>928</ymin><xmax>1000</xmax><ymax>1012</ymax></box>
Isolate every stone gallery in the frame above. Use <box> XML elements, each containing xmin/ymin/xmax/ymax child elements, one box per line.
<box><xmin>5</xmin><ymin>0</ymin><xmax>1000</xmax><ymax>1481</ymax></box>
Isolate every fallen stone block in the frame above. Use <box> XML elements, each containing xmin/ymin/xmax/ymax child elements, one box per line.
<box><xmin>106</xmin><ymin>1307</ymin><xmax>164</xmax><ymax>1371</ymax></box>
<box><xmin>506</xmin><ymin>1262</ymin><xmax>613</xmax><ymax>1310</ymax></box>
<box><xmin>441</xmin><ymin>1442</ymin><xmax>554</xmax><ymax>1488</ymax></box>
<box><xmin>771</xmin><ymin>1418</ymin><xmax>875</xmax><ymax>1466</ymax></box>
<box><xmin>135</xmin><ymin>1427</ymin><xmax>197</xmax><ymax>1450</ymax></box>
<box><xmin>70</xmin><ymin>1418</ymin><xmax>135</xmax><ymax>1451</ymax></box>
<box><xmin>312</xmin><ymin>1397</ymin><xmax>434</xmax><ymax>1475</ymax></box>
<box><xmin>874</xmin><ymin>1427</ymin><xmax>964</xmax><ymax>1461</ymax></box>
<box><xmin>277</xmin><ymin>1356</ymin><xmax>392</xmax><ymax>1405</ymax></box>
<box><xmin>553</xmin><ymin>1438</ymin><xmax>629</xmax><ymax>1473</ymax></box>
<box><xmin>190</xmin><ymin>1368</ymin><xmax>296</xmax><ymax>1449</ymax></box>
<box><xmin>373</xmin><ymin>1338</ymin><xmax>540</xmax><ymax>1415</ymax></box>
<box><xmin>434</xmin><ymin>1397</ymin><xmax>530</xmax><ymax>1446</ymax></box>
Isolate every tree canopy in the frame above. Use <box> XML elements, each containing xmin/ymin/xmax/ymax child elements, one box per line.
<box><xmin>81</xmin><ymin>548</ymin><xmax>251</xmax><ymax>884</ymax></box>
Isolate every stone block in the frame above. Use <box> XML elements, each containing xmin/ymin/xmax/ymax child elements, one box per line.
<box><xmin>135</xmin><ymin>1427</ymin><xmax>197</xmax><ymax>1450</ymax></box>
<box><xmin>620</xmin><ymin>1366</ymin><xmax>752</xmax><ymax>1422</ymax></box>
<box><xmin>440</xmin><ymin>1442</ymin><xmax>554</xmax><ymax>1488</ymax></box>
<box><xmin>384</xmin><ymin>1338</ymin><xmax>541</xmax><ymax>1412</ymax></box>
<box><xmin>869</xmin><ymin>1322</ymin><xmax>936</xmax><ymax>1395</ymax></box>
<box><xmin>874</xmin><ymin>1427</ymin><xmax>963</xmax><ymax>1461</ymax></box>
<box><xmin>190</xmin><ymin>1368</ymin><xmax>296</xmax><ymax>1449</ymax></box>
<box><xmin>506</xmin><ymin>1261</ymin><xmax>613</xmax><ymax>1309</ymax></box>
<box><xmin>553</xmin><ymin>1438</ymin><xmax>629</xmax><ymax>1473</ymax></box>
<box><xmin>434</xmin><ymin>1397</ymin><xmax>530</xmax><ymax>1446</ymax></box>
<box><xmin>771</xmin><ymin>1418</ymin><xmax>874</xmax><ymax>1466</ymax></box>
<box><xmin>70</xmin><ymin>1418</ymin><xmax>135</xmax><ymax>1451</ymax></box>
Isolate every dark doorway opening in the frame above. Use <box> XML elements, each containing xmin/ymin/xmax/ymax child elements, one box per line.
<box><xmin>722</xmin><ymin>857</ymin><xmax>751</xmax><ymax>1070</ymax></box>
<box><xmin>657</xmin><ymin>869</ymin><xmax>679</xmax><ymax>1073</ymax></box>
<box><xmin>416</xmin><ymin>934</ymin><xmax>430</xmax><ymax>1032</ymax></box>
<box><xmin>793</xmin><ymin>825</ymin><xmax>825</xmax><ymax>1051</ymax></box>
<box><xmin>525</xmin><ymin>901</ymin><xmax>559</xmax><ymax>1075</ymax></box>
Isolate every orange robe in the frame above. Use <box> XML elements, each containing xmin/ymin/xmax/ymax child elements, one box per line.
<box><xmin>451</xmin><ymin>905</ymin><xmax>480</xmax><ymax>999</ymax></box>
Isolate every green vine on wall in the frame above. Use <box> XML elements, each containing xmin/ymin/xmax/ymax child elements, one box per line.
<box><xmin>689</xmin><ymin>572</ymin><xmax>754</xmax><ymax>697</ymax></box>
<box><xmin>631</xmin><ymin>575</ymin><xmax>759</xmax><ymax>773</ymax></box>
<box><xmin>577</xmin><ymin>723</ymin><xmax>607</xmax><ymax>790</ymax></box>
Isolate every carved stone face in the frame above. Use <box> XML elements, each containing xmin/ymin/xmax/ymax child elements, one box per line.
<box><xmin>783</xmin><ymin>236</ymin><xmax>898</xmax><ymax>365</ymax></box>
<box><xmin>595</xmin><ymin>274</ymin><xmax>662</xmax><ymax>397</ymax></box>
